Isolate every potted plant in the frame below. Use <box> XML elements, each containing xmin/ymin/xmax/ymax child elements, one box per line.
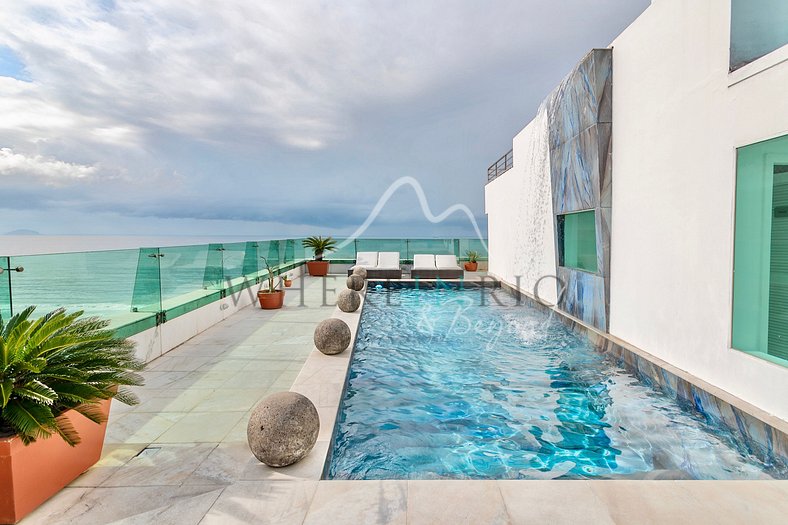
<box><xmin>283</xmin><ymin>273</ymin><xmax>293</xmax><ymax>288</ymax></box>
<box><xmin>302</xmin><ymin>236</ymin><xmax>336</xmax><ymax>277</ymax></box>
<box><xmin>257</xmin><ymin>256</ymin><xmax>285</xmax><ymax>309</ymax></box>
<box><xmin>464</xmin><ymin>250</ymin><xmax>479</xmax><ymax>272</ymax></box>
<box><xmin>0</xmin><ymin>307</ymin><xmax>144</xmax><ymax>524</ymax></box>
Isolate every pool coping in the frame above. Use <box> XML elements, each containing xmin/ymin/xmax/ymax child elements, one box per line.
<box><xmin>288</xmin><ymin>279</ymin><xmax>367</xmax><ymax>480</ymax></box>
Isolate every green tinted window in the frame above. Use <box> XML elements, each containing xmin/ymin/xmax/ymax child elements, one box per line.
<box><xmin>559</xmin><ymin>211</ymin><xmax>598</xmax><ymax>273</ymax></box>
<box><xmin>730</xmin><ymin>0</ymin><xmax>788</xmax><ymax>71</ymax></box>
<box><xmin>733</xmin><ymin>134</ymin><xmax>788</xmax><ymax>365</ymax></box>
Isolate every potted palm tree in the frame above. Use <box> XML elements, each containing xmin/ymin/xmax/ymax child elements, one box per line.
<box><xmin>302</xmin><ymin>236</ymin><xmax>336</xmax><ymax>277</ymax></box>
<box><xmin>257</xmin><ymin>256</ymin><xmax>285</xmax><ymax>309</ymax></box>
<box><xmin>0</xmin><ymin>307</ymin><xmax>144</xmax><ymax>524</ymax></box>
<box><xmin>283</xmin><ymin>273</ymin><xmax>293</xmax><ymax>288</ymax></box>
<box><xmin>464</xmin><ymin>250</ymin><xmax>479</xmax><ymax>272</ymax></box>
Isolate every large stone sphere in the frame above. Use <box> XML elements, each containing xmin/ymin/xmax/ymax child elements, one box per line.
<box><xmin>337</xmin><ymin>289</ymin><xmax>361</xmax><ymax>313</ymax></box>
<box><xmin>247</xmin><ymin>392</ymin><xmax>319</xmax><ymax>467</ymax></box>
<box><xmin>352</xmin><ymin>267</ymin><xmax>368</xmax><ymax>279</ymax></box>
<box><xmin>346</xmin><ymin>274</ymin><xmax>365</xmax><ymax>291</ymax></box>
<box><xmin>314</xmin><ymin>318</ymin><xmax>351</xmax><ymax>355</ymax></box>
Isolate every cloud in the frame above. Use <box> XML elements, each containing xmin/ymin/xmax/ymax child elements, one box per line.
<box><xmin>0</xmin><ymin>0</ymin><xmax>650</xmax><ymax>236</ymax></box>
<box><xmin>0</xmin><ymin>147</ymin><xmax>97</xmax><ymax>183</ymax></box>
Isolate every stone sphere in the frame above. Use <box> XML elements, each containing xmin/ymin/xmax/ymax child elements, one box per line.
<box><xmin>314</xmin><ymin>318</ymin><xmax>351</xmax><ymax>355</ymax></box>
<box><xmin>337</xmin><ymin>289</ymin><xmax>361</xmax><ymax>313</ymax></box>
<box><xmin>346</xmin><ymin>274</ymin><xmax>365</xmax><ymax>291</ymax></box>
<box><xmin>352</xmin><ymin>267</ymin><xmax>368</xmax><ymax>279</ymax></box>
<box><xmin>247</xmin><ymin>392</ymin><xmax>319</xmax><ymax>467</ymax></box>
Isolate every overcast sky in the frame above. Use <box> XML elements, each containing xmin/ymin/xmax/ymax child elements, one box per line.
<box><xmin>0</xmin><ymin>0</ymin><xmax>649</xmax><ymax>238</ymax></box>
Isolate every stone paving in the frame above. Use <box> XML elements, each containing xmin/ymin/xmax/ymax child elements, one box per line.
<box><xmin>19</xmin><ymin>275</ymin><xmax>788</xmax><ymax>524</ymax></box>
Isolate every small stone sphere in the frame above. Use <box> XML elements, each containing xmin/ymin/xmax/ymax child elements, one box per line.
<box><xmin>247</xmin><ymin>392</ymin><xmax>319</xmax><ymax>467</ymax></box>
<box><xmin>352</xmin><ymin>267</ymin><xmax>368</xmax><ymax>279</ymax></box>
<box><xmin>337</xmin><ymin>289</ymin><xmax>361</xmax><ymax>313</ymax></box>
<box><xmin>314</xmin><ymin>318</ymin><xmax>351</xmax><ymax>355</ymax></box>
<box><xmin>346</xmin><ymin>274</ymin><xmax>365</xmax><ymax>291</ymax></box>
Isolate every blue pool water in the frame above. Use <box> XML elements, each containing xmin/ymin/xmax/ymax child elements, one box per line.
<box><xmin>326</xmin><ymin>285</ymin><xmax>787</xmax><ymax>480</ymax></box>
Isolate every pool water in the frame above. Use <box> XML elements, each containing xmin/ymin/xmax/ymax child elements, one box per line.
<box><xmin>326</xmin><ymin>285</ymin><xmax>787</xmax><ymax>480</ymax></box>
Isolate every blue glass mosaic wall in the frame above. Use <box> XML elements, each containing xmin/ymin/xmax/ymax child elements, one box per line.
<box><xmin>546</xmin><ymin>49</ymin><xmax>612</xmax><ymax>331</ymax></box>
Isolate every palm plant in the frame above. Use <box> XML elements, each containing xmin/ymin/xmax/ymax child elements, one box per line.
<box><xmin>466</xmin><ymin>250</ymin><xmax>479</xmax><ymax>263</ymax></box>
<box><xmin>302</xmin><ymin>236</ymin><xmax>337</xmax><ymax>260</ymax></box>
<box><xmin>0</xmin><ymin>307</ymin><xmax>144</xmax><ymax>446</ymax></box>
<box><xmin>260</xmin><ymin>256</ymin><xmax>278</xmax><ymax>293</ymax></box>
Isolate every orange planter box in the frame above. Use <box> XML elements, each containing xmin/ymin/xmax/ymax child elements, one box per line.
<box><xmin>0</xmin><ymin>399</ymin><xmax>111</xmax><ymax>524</ymax></box>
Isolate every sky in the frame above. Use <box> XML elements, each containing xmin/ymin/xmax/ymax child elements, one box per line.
<box><xmin>0</xmin><ymin>0</ymin><xmax>649</xmax><ymax>239</ymax></box>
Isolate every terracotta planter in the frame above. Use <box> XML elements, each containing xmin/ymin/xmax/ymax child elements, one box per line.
<box><xmin>284</xmin><ymin>280</ymin><xmax>292</xmax><ymax>288</ymax></box>
<box><xmin>306</xmin><ymin>260</ymin><xmax>330</xmax><ymax>277</ymax></box>
<box><xmin>464</xmin><ymin>262</ymin><xmax>478</xmax><ymax>272</ymax></box>
<box><xmin>0</xmin><ymin>398</ymin><xmax>111</xmax><ymax>524</ymax></box>
<box><xmin>257</xmin><ymin>290</ymin><xmax>285</xmax><ymax>309</ymax></box>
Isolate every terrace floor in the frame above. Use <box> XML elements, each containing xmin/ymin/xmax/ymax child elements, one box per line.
<box><xmin>19</xmin><ymin>275</ymin><xmax>788</xmax><ymax>524</ymax></box>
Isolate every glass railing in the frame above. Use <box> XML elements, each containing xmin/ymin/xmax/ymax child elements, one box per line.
<box><xmin>0</xmin><ymin>238</ymin><xmax>488</xmax><ymax>337</ymax></box>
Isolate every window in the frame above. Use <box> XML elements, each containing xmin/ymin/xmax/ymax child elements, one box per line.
<box><xmin>732</xmin><ymin>134</ymin><xmax>788</xmax><ymax>365</ymax></box>
<box><xmin>730</xmin><ymin>0</ymin><xmax>788</xmax><ymax>71</ymax></box>
<box><xmin>558</xmin><ymin>210</ymin><xmax>598</xmax><ymax>273</ymax></box>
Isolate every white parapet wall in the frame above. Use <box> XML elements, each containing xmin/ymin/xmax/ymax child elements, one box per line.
<box><xmin>485</xmin><ymin>0</ymin><xmax>788</xmax><ymax>421</ymax></box>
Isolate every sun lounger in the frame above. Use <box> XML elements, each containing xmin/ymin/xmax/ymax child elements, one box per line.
<box><xmin>410</xmin><ymin>254</ymin><xmax>439</xmax><ymax>279</ymax></box>
<box><xmin>369</xmin><ymin>252</ymin><xmax>403</xmax><ymax>279</ymax></box>
<box><xmin>434</xmin><ymin>254</ymin><xmax>464</xmax><ymax>279</ymax></box>
<box><xmin>349</xmin><ymin>251</ymin><xmax>378</xmax><ymax>273</ymax></box>
<box><xmin>348</xmin><ymin>251</ymin><xmax>403</xmax><ymax>279</ymax></box>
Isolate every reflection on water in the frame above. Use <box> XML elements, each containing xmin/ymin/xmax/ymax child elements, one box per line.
<box><xmin>327</xmin><ymin>286</ymin><xmax>787</xmax><ymax>480</ymax></box>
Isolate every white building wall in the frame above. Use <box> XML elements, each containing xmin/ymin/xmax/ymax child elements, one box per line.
<box><xmin>609</xmin><ymin>0</ymin><xmax>788</xmax><ymax>421</ymax></box>
<box><xmin>485</xmin><ymin>0</ymin><xmax>788</xmax><ymax>421</ymax></box>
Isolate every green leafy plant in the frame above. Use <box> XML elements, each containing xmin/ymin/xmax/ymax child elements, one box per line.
<box><xmin>260</xmin><ymin>256</ymin><xmax>279</xmax><ymax>293</ymax></box>
<box><xmin>0</xmin><ymin>307</ymin><xmax>144</xmax><ymax>446</ymax></box>
<box><xmin>302</xmin><ymin>236</ymin><xmax>337</xmax><ymax>260</ymax></box>
<box><xmin>465</xmin><ymin>250</ymin><xmax>479</xmax><ymax>263</ymax></box>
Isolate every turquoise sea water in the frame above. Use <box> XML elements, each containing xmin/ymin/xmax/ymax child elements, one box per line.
<box><xmin>326</xmin><ymin>285</ymin><xmax>787</xmax><ymax>480</ymax></box>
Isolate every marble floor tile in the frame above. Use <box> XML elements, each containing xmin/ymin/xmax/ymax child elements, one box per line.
<box><xmin>155</xmin><ymin>411</ymin><xmax>246</xmax><ymax>443</ymax></box>
<box><xmin>100</xmin><ymin>443</ymin><xmax>216</xmax><ymax>487</ymax></box>
<box><xmin>222</xmin><ymin>369</ymin><xmax>289</xmax><ymax>389</ymax></box>
<box><xmin>498</xmin><ymin>480</ymin><xmax>614</xmax><ymax>524</ymax></box>
<box><xmin>681</xmin><ymin>481</ymin><xmax>788</xmax><ymax>524</ymax></box>
<box><xmin>23</xmin><ymin>485</ymin><xmax>224</xmax><ymax>525</ymax></box>
<box><xmin>70</xmin><ymin>443</ymin><xmax>148</xmax><ymax>488</ymax></box>
<box><xmin>169</xmin><ymin>369</ymin><xmax>240</xmax><ymax>389</ymax></box>
<box><xmin>588</xmin><ymin>481</ymin><xmax>719</xmax><ymax>525</ymax></box>
<box><xmin>17</xmin><ymin>488</ymin><xmax>91</xmax><ymax>525</ymax></box>
<box><xmin>146</xmin><ymin>355</ymin><xmax>216</xmax><ymax>372</ymax></box>
<box><xmin>200</xmin><ymin>481</ymin><xmax>318</xmax><ymax>525</ymax></box>
<box><xmin>139</xmin><ymin>370</ymin><xmax>192</xmax><ymax>389</ymax></box>
<box><xmin>222</xmin><ymin>411</ymin><xmax>254</xmax><ymax>443</ymax></box>
<box><xmin>303</xmin><ymin>480</ymin><xmax>407</xmax><ymax>525</ymax></box>
<box><xmin>104</xmin><ymin>412</ymin><xmax>185</xmax><ymax>444</ymax></box>
<box><xmin>130</xmin><ymin>388</ymin><xmax>215</xmax><ymax>413</ymax></box>
<box><xmin>408</xmin><ymin>480</ymin><xmax>510</xmax><ymax>525</ymax></box>
<box><xmin>195</xmin><ymin>358</ymin><xmax>254</xmax><ymax>371</ymax></box>
<box><xmin>190</xmin><ymin>388</ymin><xmax>269</xmax><ymax>413</ymax></box>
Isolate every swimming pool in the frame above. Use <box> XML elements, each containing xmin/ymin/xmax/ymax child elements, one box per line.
<box><xmin>325</xmin><ymin>284</ymin><xmax>787</xmax><ymax>480</ymax></box>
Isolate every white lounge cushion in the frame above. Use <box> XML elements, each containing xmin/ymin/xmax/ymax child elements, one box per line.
<box><xmin>435</xmin><ymin>255</ymin><xmax>461</xmax><ymax>269</ymax></box>
<box><xmin>412</xmin><ymin>254</ymin><xmax>436</xmax><ymax>269</ymax></box>
<box><xmin>353</xmin><ymin>251</ymin><xmax>378</xmax><ymax>269</ymax></box>
<box><xmin>377</xmin><ymin>252</ymin><xmax>401</xmax><ymax>269</ymax></box>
